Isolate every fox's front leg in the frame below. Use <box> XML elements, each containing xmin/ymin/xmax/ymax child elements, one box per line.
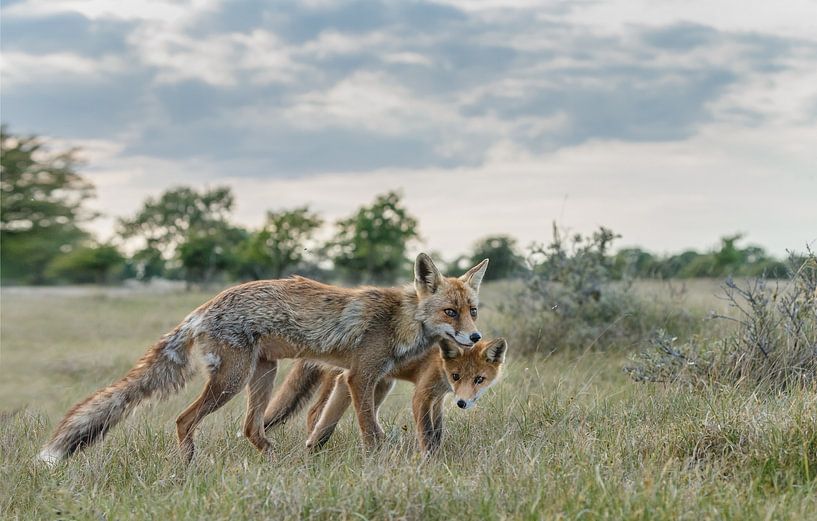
<box><xmin>412</xmin><ymin>393</ymin><xmax>438</xmax><ymax>455</ymax></box>
<box><xmin>429</xmin><ymin>398</ymin><xmax>444</xmax><ymax>453</ymax></box>
<box><xmin>347</xmin><ymin>371</ymin><xmax>385</xmax><ymax>450</ymax></box>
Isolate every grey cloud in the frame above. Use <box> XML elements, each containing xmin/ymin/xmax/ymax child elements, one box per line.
<box><xmin>641</xmin><ymin>23</ymin><xmax>719</xmax><ymax>50</ymax></box>
<box><xmin>2</xmin><ymin>72</ymin><xmax>150</xmax><ymax>138</ymax></box>
<box><xmin>2</xmin><ymin>0</ymin><xmax>813</xmax><ymax>176</ymax></box>
<box><xmin>1</xmin><ymin>12</ymin><xmax>134</xmax><ymax>57</ymax></box>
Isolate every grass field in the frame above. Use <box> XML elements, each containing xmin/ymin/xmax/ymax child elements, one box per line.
<box><xmin>1</xmin><ymin>282</ymin><xmax>815</xmax><ymax>519</ymax></box>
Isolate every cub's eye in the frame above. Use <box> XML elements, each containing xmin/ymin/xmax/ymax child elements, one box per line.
<box><xmin>444</xmin><ymin>308</ymin><xmax>458</xmax><ymax>318</ymax></box>
<box><xmin>474</xmin><ymin>376</ymin><xmax>485</xmax><ymax>385</ymax></box>
<box><xmin>451</xmin><ymin>373</ymin><xmax>460</xmax><ymax>381</ymax></box>
<box><xmin>470</xmin><ymin>307</ymin><xmax>478</xmax><ymax>318</ymax></box>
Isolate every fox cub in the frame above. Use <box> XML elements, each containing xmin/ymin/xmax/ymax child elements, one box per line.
<box><xmin>264</xmin><ymin>337</ymin><xmax>508</xmax><ymax>453</ymax></box>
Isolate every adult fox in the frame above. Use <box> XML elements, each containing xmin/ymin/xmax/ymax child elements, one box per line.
<box><xmin>264</xmin><ymin>337</ymin><xmax>508</xmax><ymax>454</ymax></box>
<box><xmin>39</xmin><ymin>254</ymin><xmax>488</xmax><ymax>465</ymax></box>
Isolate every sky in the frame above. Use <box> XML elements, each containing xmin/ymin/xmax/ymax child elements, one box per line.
<box><xmin>2</xmin><ymin>0</ymin><xmax>816</xmax><ymax>259</ymax></box>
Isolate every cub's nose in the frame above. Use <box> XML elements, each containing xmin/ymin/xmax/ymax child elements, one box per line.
<box><xmin>469</xmin><ymin>332</ymin><xmax>481</xmax><ymax>343</ymax></box>
<box><xmin>457</xmin><ymin>400</ymin><xmax>467</xmax><ymax>409</ymax></box>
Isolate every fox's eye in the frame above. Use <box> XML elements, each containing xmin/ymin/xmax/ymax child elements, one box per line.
<box><xmin>444</xmin><ymin>308</ymin><xmax>458</xmax><ymax>318</ymax></box>
<box><xmin>470</xmin><ymin>307</ymin><xmax>478</xmax><ymax>318</ymax></box>
<box><xmin>474</xmin><ymin>376</ymin><xmax>485</xmax><ymax>385</ymax></box>
<box><xmin>452</xmin><ymin>373</ymin><xmax>460</xmax><ymax>381</ymax></box>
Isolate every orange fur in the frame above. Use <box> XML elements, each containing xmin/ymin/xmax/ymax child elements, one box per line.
<box><xmin>266</xmin><ymin>338</ymin><xmax>507</xmax><ymax>454</ymax></box>
<box><xmin>39</xmin><ymin>254</ymin><xmax>489</xmax><ymax>464</ymax></box>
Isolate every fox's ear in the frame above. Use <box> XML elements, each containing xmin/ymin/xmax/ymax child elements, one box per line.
<box><xmin>415</xmin><ymin>253</ymin><xmax>443</xmax><ymax>295</ymax></box>
<box><xmin>482</xmin><ymin>338</ymin><xmax>507</xmax><ymax>364</ymax></box>
<box><xmin>438</xmin><ymin>338</ymin><xmax>462</xmax><ymax>360</ymax></box>
<box><xmin>460</xmin><ymin>259</ymin><xmax>489</xmax><ymax>292</ymax></box>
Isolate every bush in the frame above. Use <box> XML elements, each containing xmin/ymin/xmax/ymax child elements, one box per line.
<box><xmin>626</xmin><ymin>251</ymin><xmax>817</xmax><ymax>389</ymax></box>
<box><xmin>45</xmin><ymin>244</ymin><xmax>125</xmax><ymax>284</ymax></box>
<box><xmin>495</xmin><ymin>224</ymin><xmax>697</xmax><ymax>354</ymax></box>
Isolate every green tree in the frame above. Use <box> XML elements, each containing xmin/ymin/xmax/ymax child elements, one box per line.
<box><xmin>130</xmin><ymin>246</ymin><xmax>166</xmax><ymax>281</ymax></box>
<box><xmin>119</xmin><ymin>186</ymin><xmax>234</xmax><ymax>261</ymax></box>
<box><xmin>119</xmin><ymin>186</ymin><xmax>237</xmax><ymax>281</ymax></box>
<box><xmin>613</xmin><ymin>248</ymin><xmax>657</xmax><ymax>279</ymax></box>
<box><xmin>236</xmin><ymin>207</ymin><xmax>323</xmax><ymax>280</ymax></box>
<box><xmin>1</xmin><ymin>126</ymin><xmax>96</xmax><ymax>283</ymax></box>
<box><xmin>654</xmin><ymin>250</ymin><xmax>701</xmax><ymax>278</ymax></box>
<box><xmin>469</xmin><ymin>235</ymin><xmax>524</xmax><ymax>281</ymax></box>
<box><xmin>46</xmin><ymin>243</ymin><xmax>125</xmax><ymax>284</ymax></box>
<box><xmin>327</xmin><ymin>191</ymin><xmax>419</xmax><ymax>283</ymax></box>
<box><xmin>177</xmin><ymin>226</ymin><xmax>247</xmax><ymax>287</ymax></box>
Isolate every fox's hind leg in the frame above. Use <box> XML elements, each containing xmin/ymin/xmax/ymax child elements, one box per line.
<box><xmin>176</xmin><ymin>344</ymin><xmax>254</xmax><ymax>463</ymax></box>
<box><xmin>243</xmin><ymin>357</ymin><xmax>278</xmax><ymax>454</ymax></box>
<box><xmin>306</xmin><ymin>372</ymin><xmax>350</xmax><ymax>450</ymax></box>
<box><xmin>306</xmin><ymin>371</ymin><xmax>340</xmax><ymax>433</ymax></box>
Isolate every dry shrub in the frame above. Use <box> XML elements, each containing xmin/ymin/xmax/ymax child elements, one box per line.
<box><xmin>626</xmin><ymin>250</ymin><xmax>817</xmax><ymax>389</ymax></box>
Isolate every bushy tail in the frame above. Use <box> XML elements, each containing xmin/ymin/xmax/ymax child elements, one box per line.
<box><xmin>263</xmin><ymin>360</ymin><xmax>333</xmax><ymax>430</ymax></box>
<box><xmin>38</xmin><ymin>320</ymin><xmax>198</xmax><ymax>465</ymax></box>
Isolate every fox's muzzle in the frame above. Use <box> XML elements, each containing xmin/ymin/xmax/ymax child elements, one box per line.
<box><xmin>449</xmin><ymin>330</ymin><xmax>481</xmax><ymax>347</ymax></box>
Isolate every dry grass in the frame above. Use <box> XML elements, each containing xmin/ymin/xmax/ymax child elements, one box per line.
<box><xmin>1</xmin><ymin>283</ymin><xmax>815</xmax><ymax>519</ymax></box>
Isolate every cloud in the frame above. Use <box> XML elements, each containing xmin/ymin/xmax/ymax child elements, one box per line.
<box><xmin>281</xmin><ymin>71</ymin><xmax>454</xmax><ymax>134</ymax></box>
<box><xmin>3</xmin><ymin>0</ymin><xmax>815</xmax><ymax>256</ymax></box>
<box><xmin>2</xmin><ymin>0</ymin><xmax>221</xmax><ymax>22</ymax></box>
<box><xmin>1</xmin><ymin>51</ymin><xmax>125</xmax><ymax>88</ymax></box>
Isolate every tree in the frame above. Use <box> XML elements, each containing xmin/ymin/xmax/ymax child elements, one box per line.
<box><xmin>469</xmin><ymin>235</ymin><xmax>524</xmax><ymax>281</ymax></box>
<box><xmin>130</xmin><ymin>246</ymin><xmax>166</xmax><ymax>281</ymax></box>
<box><xmin>613</xmin><ymin>248</ymin><xmax>657</xmax><ymax>279</ymax></box>
<box><xmin>119</xmin><ymin>186</ymin><xmax>235</xmax><ymax>261</ymax></box>
<box><xmin>46</xmin><ymin>243</ymin><xmax>125</xmax><ymax>284</ymax></box>
<box><xmin>1</xmin><ymin>126</ymin><xmax>97</xmax><ymax>283</ymax></box>
<box><xmin>177</xmin><ymin>226</ymin><xmax>247</xmax><ymax>287</ymax></box>
<box><xmin>236</xmin><ymin>207</ymin><xmax>323</xmax><ymax>280</ymax></box>
<box><xmin>119</xmin><ymin>186</ymin><xmax>237</xmax><ymax>281</ymax></box>
<box><xmin>327</xmin><ymin>191</ymin><xmax>419</xmax><ymax>283</ymax></box>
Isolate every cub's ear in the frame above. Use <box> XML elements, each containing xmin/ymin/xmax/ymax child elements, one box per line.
<box><xmin>482</xmin><ymin>338</ymin><xmax>507</xmax><ymax>364</ymax></box>
<box><xmin>460</xmin><ymin>258</ymin><xmax>489</xmax><ymax>292</ymax></box>
<box><xmin>438</xmin><ymin>338</ymin><xmax>462</xmax><ymax>360</ymax></box>
<box><xmin>415</xmin><ymin>253</ymin><xmax>443</xmax><ymax>295</ymax></box>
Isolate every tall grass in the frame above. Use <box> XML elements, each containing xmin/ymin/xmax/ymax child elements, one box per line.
<box><xmin>627</xmin><ymin>252</ymin><xmax>817</xmax><ymax>389</ymax></box>
<box><xmin>1</xmin><ymin>278</ymin><xmax>815</xmax><ymax>519</ymax></box>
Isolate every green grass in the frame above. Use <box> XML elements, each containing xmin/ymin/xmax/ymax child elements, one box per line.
<box><xmin>1</xmin><ymin>284</ymin><xmax>815</xmax><ymax>519</ymax></box>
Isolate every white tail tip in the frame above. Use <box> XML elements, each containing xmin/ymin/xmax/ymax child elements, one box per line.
<box><xmin>37</xmin><ymin>446</ymin><xmax>65</xmax><ymax>467</ymax></box>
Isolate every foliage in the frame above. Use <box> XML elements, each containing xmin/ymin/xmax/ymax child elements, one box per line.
<box><xmin>118</xmin><ymin>186</ymin><xmax>235</xmax><ymax>260</ymax></box>
<box><xmin>326</xmin><ymin>191</ymin><xmax>419</xmax><ymax>284</ymax></box>
<box><xmin>177</xmin><ymin>226</ymin><xmax>247</xmax><ymax>287</ymax></box>
<box><xmin>497</xmin><ymin>223</ymin><xmax>697</xmax><ymax>354</ymax></box>
<box><xmin>626</xmin><ymin>251</ymin><xmax>817</xmax><ymax>389</ymax></box>
<box><xmin>45</xmin><ymin>243</ymin><xmax>126</xmax><ymax>284</ymax></box>
<box><xmin>119</xmin><ymin>186</ymin><xmax>241</xmax><ymax>284</ymax></box>
<box><xmin>235</xmin><ymin>207</ymin><xmax>322</xmax><ymax>280</ymax></box>
<box><xmin>129</xmin><ymin>246</ymin><xmax>166</xmax><ymax>282</ymax></box>
<box><xmin>615</xmin><ymin>235</ymin><xmax>788</xmax><ymax>280</ymax></box>
<box><xmin>0</xmin><ymin>126</ymin><xmax>96</xmax><ymax>283</ymax></box>
<box><xmin>468</xmin><ymin>235</ymin><xmax>525</xmax><ymax>281</ymax></box>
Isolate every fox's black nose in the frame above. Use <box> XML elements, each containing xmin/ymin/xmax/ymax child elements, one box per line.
<box><xmin>457</xmin><ymin>400</ymin><xmax>467</xmax><ymax>409</ymax></box>
<box><xmin>469</xmin><ymin>332</ymin><xmax>481</xmax><ymax>343</ymax></box>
